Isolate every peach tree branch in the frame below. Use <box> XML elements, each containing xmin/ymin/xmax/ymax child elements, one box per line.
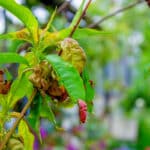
<box><xmin>88</xmin><ymin>0</ymin><xmax>145</xmax><ymax>28</ymax></box>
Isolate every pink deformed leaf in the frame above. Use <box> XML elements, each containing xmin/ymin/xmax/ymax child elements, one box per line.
<box><xmin>78</xmin><ymin>99</ymin><xmax>87</xmax><ymax>123</ymax></box>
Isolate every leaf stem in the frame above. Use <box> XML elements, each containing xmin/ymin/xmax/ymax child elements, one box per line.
<box><xmin>69</xmin><ymin>0</ymin><xmax>92</xmax><ymax>37</ymax></box>
<box><xmin>0</xmin><ymin>89</ymin><xmax>37</xmax><ymax>150</ymax></box>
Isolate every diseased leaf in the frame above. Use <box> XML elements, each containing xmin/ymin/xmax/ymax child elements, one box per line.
<box><xmin>8</xmin><ymin>74</ymin><xmax>34</xmax><ymax>108</ymax></box>
<box><xmin>36</xmin><ymin>28</ymin><xmax>69</xmax><ymax>51</ymax></box>
<box><xmin>0</xmin><ymin>0</ymin><xmax>38</xmax><ymax>43</ymax></box>
<box><xmin>39</xmin><ymin>29</ymin><xmax>67</xmax><ymax>51</ymax></box>
<box><xmin>0</xmin><ymin>53</ymin><xmax>29</xmax><ymax>65</ymax></box>
<box><xmin>46</xmin><ymin>54</ymin><xmax>85</xmax><ymax>102</ymax></box>
<box><xmin>0</xmin><ymin>29</ymin><xmax>32</xmax><ymax>43</ymax></box>
<box><xmin>18</xmin><ymin>120</ymin><xmax>34</xmax><ymax>150</ymax></box>
<box><xmin>7</xmin><ymin>138</ymin><xmax>24</xmax><ymax>150</ymax></box>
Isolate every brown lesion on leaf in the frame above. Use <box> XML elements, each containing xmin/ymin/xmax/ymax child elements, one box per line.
<box><xmin>0</xmin><ymin>70</ymin><xmax>11</xmax><ymax>95</ymax></box>
<box><xmin>29</xmin><ymin>60</ymin><xmax>68</xmax><ymax>102</ymax></box>
<box><xmin>16</xmin><ymin>29</ymin><xmax>32</xmax><ymax>42</ymax></box>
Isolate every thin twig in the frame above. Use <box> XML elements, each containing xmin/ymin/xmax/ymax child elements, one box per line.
<box><xmin>69</xmin><ymin>0</ymin><xmax>92</xmax><ymax>37</ymax></box>
<box><xmin>88</xmin><ymin>0</ymin><xmax>145</xmax><ymax>28</ymax></box>
<box><xmin>57</xmin><ymin>0</ymin><xmax>72</xmax><ymax>14</ymax></box>
<box><xmin>0</xmin><ymin>89</ymin><xmax>37</xmax><ymax>150</ymax></box>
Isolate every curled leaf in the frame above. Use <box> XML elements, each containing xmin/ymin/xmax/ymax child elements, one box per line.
<box><xmin>78</xmin><ymin>99</ymin><xmax>87</xmax><ymax>123</ymax></box>
<box><xmin>59</xmin><ymin>38</ymin><xmax>86</xmax><ymax>73</ymax></box>
<box><xmin>0</xmin><ymin>29</ymin><xmax>32</xmax><ymax>43</ymax></box>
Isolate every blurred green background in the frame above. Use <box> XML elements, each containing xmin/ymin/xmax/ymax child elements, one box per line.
<box><xmin>1</xmin><ymin>0</ymin><xmax>150</xmax><ymax>149</ymax></box>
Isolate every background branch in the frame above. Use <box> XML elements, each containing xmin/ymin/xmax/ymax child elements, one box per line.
<box><xmin>88</xmin><ymin>0</ymin><xmax>145</xmax><ymax>28</ymax></box>
<box><xmin>57</xmin><ymin>0</ymin><xmax>72</xmax><ymax>14</ymax></box>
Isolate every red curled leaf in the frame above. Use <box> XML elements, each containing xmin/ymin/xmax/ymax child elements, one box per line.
<box><xmin>78</xmin><ymin>99</ymin><xmax>87</xmax><ymax>123</ymax></box>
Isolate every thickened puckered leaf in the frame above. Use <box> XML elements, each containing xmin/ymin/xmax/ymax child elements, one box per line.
<box><xmin>0</xmin><ymin>0</ymin><xmax>38</xmax><ymax>43</ymax></box>
<box><xmin>18</xmin><ymin>120</ymin><xmax>34</xmax><ymax>150</ymax></box>
<box><xmin>8</xmin><ymin>74</ymin><xmax>34</xmax><ymax>108</ymax></box>
<box><xmin>0</xmin><ymin>53</ymin><xmax>28</xmax><ymax>65</ymax></box>
<box><xmin>82</xmin><ymin>68</ymin><xmax>95</xmax><ymax>112</ymax></box>
<box><xmin>7</xmin><ymin>138</ymin><xmax>24</xmax><ymax>150</ymax></box>
<box><xmin>46</xmin><ymin>55</ymin><xmax>85</xmax><ymax>102</ymax></box>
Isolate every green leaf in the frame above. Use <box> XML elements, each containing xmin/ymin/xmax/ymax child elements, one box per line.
<box><xmin>82</xmin><ymin>68</ymin><xmax>95</xmax><ymax>112</ymax></box>
<box><xmin>0</xmin><ymin>29</ymin><xmax>32</xmax><ymax>43</ymax></box>
<box><xmin>27</xmin><ymin>93</ymin><xmax>41</xmax><ymax>141</ymax></box>
<box><xmin>69</xmin><ymin>0</ymin><xmax>86</xmax><ymax>29</ymax></box>
<box><xmin>18</xmin><ymin>52</ymin><xmax>37</xmax><ymax>74</ymax></box>
<box><xmin>40</xmin><ymin>95</ymin><xmax>56</xmax><ymax>125</ymax></box>
<box><xmin>73</xmin><ymin>28</ymin><xmax>112</xmax><ymax>39</ymax></box>
<box><xmin>18</xmin><ymin>120</ymin><xmax>34</xmax><ymax>150</ymax></box>
<box><xmin>0</xmin><ymin>0</ymin><xmax>38</xmax><ymax>43</ymax></box>
<box><xmin>28</xmin><ymin>93</ymin><xmax>56</xmax><ymax>138</ymax></box>
<box><xmin>51</xmin><ymin>28</ymin><xmax>111</xmax><ymax>50</ymax></box>
<box><xmin>46</xmin><ymin>54</ymin><xmax>85</xmax><ymax>102</ymax></box>
<box><xmin>138</xmin><ymin>112</ymin><xmax>150</xmax><ymax>149</ymax></box>
<box><xmin>8</xmin><ymin>74</ymin><xmax>34</xmax><ymax>108</ymax></box>
<box><xmin>27</xmin><ymin>93</ymin><xmax>56</xmax><ymax>141</ymax></box>
<box><xmin>44</xmin><ymin>8</ymin><xmax>57</xmax><ymax>32</ymax></box>
<box><xmin>0</xmin><ymin>94</ymin><xmax>7</xmax><ymax>111</ymax></box>
<box><xmin>0</xmin><ymin>53</ymin><xmax>29</xmax><ymax>65</ymax></box>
